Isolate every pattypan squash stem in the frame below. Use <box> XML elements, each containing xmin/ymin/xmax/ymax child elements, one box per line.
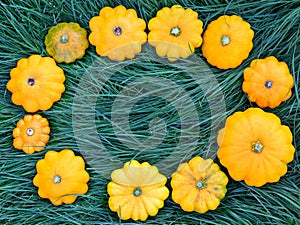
<box><xmin>196</xmin><ymin>181</ymin><xmax>206</xmax><ymax>190</ymax></box>
<box><xmin>113</xmin><ymin>26</ymin><xmax>122</xmax><ymax>36</ymax></box>
<box><xmin>221</xmin><ymin>35</ymin><xmax>230</xmax><ymax>46</ymax></box>
<box><xmin>170</xmin><ymin>27</ymin><xmax>181</xmax><ymax>37</ymax></box>
<box><xmin>27</xmin><ymin>78</ymin><xmax>35</xmax><ymax>86</ymax></box>
<box><xmin>252</xmin><ymin>141</ymin><xmax>264</xmax><ymax>153</ymax></box>
<box><xmin>265</xmin><ymin>80</ymin><xmax>273</xmax><ymax>88</ymax></box>
<box><xmin>60</xmin><ymin>34</ymin><xmax>69</xmax><ymax>43</ymax></box>
<box><xmin>133</xmin><ymin>187</ymin><xmax>142</xmax><ymax>197</ymax></box>
<box><xmin>26</xmin><ymin>128</ymin><xmax>34</xmax><ymax>136</ymax></box>
<box><xmin>53</xmin><ymin>175</ymin><xmax>61</xmax><ymax>184</ymax></box>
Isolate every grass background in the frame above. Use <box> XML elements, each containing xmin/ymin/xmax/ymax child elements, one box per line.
<box><xmin>0</xmin><ymin>0</ymin><xmax>299</xmax><ymax>224</ymax></box>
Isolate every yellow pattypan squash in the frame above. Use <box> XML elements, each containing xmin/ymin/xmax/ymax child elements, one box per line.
<box><xmin>33</xmin><ymin>149</ymin><xmax>90</xmax><ymax>206</ymax></box>
<box><xmin>217</xmin><ymin>108</ymin><xmax>295</xmax><ymax>187</ymax></box>
<box><xmin>6</xmin><ymin>55</ymin><xmax>65</xmax><ymax>112</ymax></box>
<box><xmin>107</xmin><ymin>160</ymin><xmax>169</xmax><ymax>221</ymax></box>
<box><xmin>89</xmin><ymin>5</ymin><xmax>147</xmax><ymax>61</ymax></box>
<box><xmin>242</xmin><ymin>56</ymin><xmax>294</xmax><ymax>108</ymax></box>
<box><xmin>45</xmin><ymin>22</ymin><xmax>89</xmax><ymax>63</ymax></box>
<box><xmin>202</xmin><ymin>15</ymin><xmax>254</xmax><ymax>69</ymax></box>
<box><xmin>171</xmin><ymin>156</ymin><xmax>228</xmax><ymax>214</ymax></box>
<box><xmin>148</xmin><ymin>5</ymin><xmax>203</xmax><ymax>62</ymax></box>
<box><xmin>13</xmin><ymin>114</ymin><xmax>50</xmax><ymax>154</ymax></box>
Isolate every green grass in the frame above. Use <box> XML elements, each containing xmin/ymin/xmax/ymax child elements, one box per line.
<box><xmin>0</xmin><ymin>0</ymin><xmax>299</xmax><ymax>224</ymax></box>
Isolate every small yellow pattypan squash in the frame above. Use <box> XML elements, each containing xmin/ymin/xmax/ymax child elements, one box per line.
<box><xmin>6</xmin><ymin>55</ymin><xmax>65</xmax><ymax>112</ymax></box>
<box><xmin>89</xmin><ymin>5</ymin><xmax>147</xmax><ymax>61</ymax></box>
<box><xmin>107</xmin><ymin>160</ymin><xmax>169</xmax><ymax>221</ymax></box>
<box><xmin>242</xmin><ymin>56</ymin><xmax>294</xmax><ymax>108</ymax></box>
<box><xmin>217</xmin><ymin>108</ymin><xmax>295</xmax><ymax>187</ymax></box>
<box><xmin>148</xmin><ymin>5</ymin><xmax>203</xmax><ymax>62</ymax></box>
<box><xmin>33</xmin><ymin>149</ymin><xmax>90</xmax><ymax>206</ymax></box>
<box><xmin>13</xmin><ymin>114</ymin><xmax>50</xmax><ymax>154</ymax></box>
<box><xmin>45</xmin><ymin>22</ymin><xmax>89</xmax><ymax>63</ymax></box>
<box><xmin>202</xmin><ymin>15</ymin><xmax>254</xmax><ymax>69</ymax></box>
<box><xmin>171</xmin><ymin>156</ymin><xmax>228</xmax><ymax>214</ymax></box>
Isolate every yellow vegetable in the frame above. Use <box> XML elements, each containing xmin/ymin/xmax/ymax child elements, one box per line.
<box><xmin>6</xmin><ymin>55</ymin><xmax>65</xmax><ymax>112</ymax></box>
<box><xmin>217</xmin><ymin>108</ymin><xmax>295</xmax><ymax>187</ymax></box>
<box><xmin>33</xmin><ymin>149</ymin><xmax>90</xmax><ymax>206</ymax></box>
<box><xmin>171</xmin><ymin>156</ymin><xmax>228</xmax><ymax>214</ymax></box>
<box><xmin>45</xmin><ymin>22</ymin><xmax>89</xmax><ymax>63</ymax></box>
<box><xmin>107</xmin><ymin>160</ymin><xmax>169</xmax><ymax>221</ymax></box>
<box><xmin>89</xmin><ymin>5</ymin><xmax>147</xmax><ymax>61</ymax></box>
<box><xmin>243</xmin><ymin>56</ymin><xmax>294</xmax><ymax>108</ymax></box>
<box><xmin>202</xmin><ymin>15</ymin><xmax>254</xmax><ymax>69</ymax></box>
<box><xmin>13</xmin><ymin>114</ymin><xmax>50</xmax><ymax>154</ymax></box>
<box><xmin>148</xmin><ymin>5</ymin><xmax>203</xmax><ymax>62</ymax></box>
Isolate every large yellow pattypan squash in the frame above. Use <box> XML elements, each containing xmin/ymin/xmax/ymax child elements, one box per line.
<box><xmin>6</xmin><ymin>55</ymin><xmax>65</xmax><ymax>112</ymax></box>
<box><xmin>202</xmin><ymin>15</ymin><xmax>254</xmax><ymax>69</ymax></box>
<box><xmin>148</xmin><ymin>5</ymin><xmax>203</xmax><ymax>62</ymax></box>
<box><xmin>107</xmin><ymin>160</ymin><xmax>169</xmax><ymax>221</ymax></box>
<box><xmin>217</xmin><ymin>108</ymin><xmax>295</xmax><ymax>187</ymax></box>
<box><xmin>89</xmin><ymin>5</ymin><xmax>147</xmax><ymax>61</ymax></box>
<box><xmin>243</xmin><ymin>56</ymin><xmax>294</xmax><ymax>108</ymax></box>
<box><xmin>171</xmin><ymin>156</ymin><xmax>228</xmax><ymax>214</ymax></box>
<box><xmin>33</xmin><ymin>149</ymin><xmax>90</xmax><ymax>206</ymax></box>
